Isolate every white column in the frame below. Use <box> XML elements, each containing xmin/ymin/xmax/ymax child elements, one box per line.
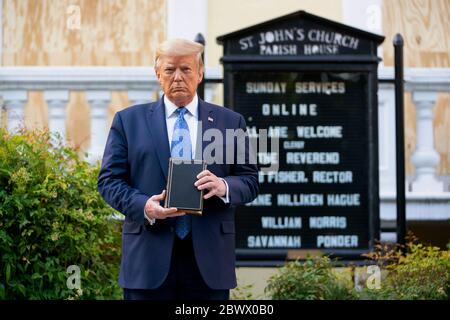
<box><xmin>411</xmin><ymin>91</ymin><xmax>443</xmax><ymax>193</ymax></box>
<box><xmin>44</xmin><ymin>90</ymin><xmax>69</xmax><ymax>141</ymax></box>
<box><xmin>86</xmin><ymin>90</ymin><xmax>111</xmax><ymax>162</ymax></box>
<box><xmin>342</xmin><ymin>0</ymin><xmax>383</xmax><ymax>65</ymax></box>
<box><xmin>204</xmin><ymin>83</ymin><xmax>216</xmax><ymax>103</ymax></box>
<box><xmin>128</xmin><ymin>90</ymin><xmax>152</xmax><ymax>106</ymax></box>
<box><xmin>378</xmin><ymin>84</ymin><xmax>397</xmax><ymax>196</ymax></box>
<box><xmin>167</xmin><ymin>0</ymin><xmax>208</xmax><ymax>60</ymax></box>
<box><xmin>0</xmin><ymin>90</ymin><xmax>28</xmax><ymax>132</ymax></box>
<box><xmin>167</xmin><ymin>0</ymin><xmax>207</xmax><ymax>39</ymax></box>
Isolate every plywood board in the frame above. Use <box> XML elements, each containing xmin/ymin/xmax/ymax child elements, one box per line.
<box><xmin>2</xmin><ymin>0</ymin><xmax>165</xmax><ymax>153</ymax></box>
<box><xmin>383</xmin><ymin>0</ymin><xmax>450</xmax><ymax>176</ymax></box>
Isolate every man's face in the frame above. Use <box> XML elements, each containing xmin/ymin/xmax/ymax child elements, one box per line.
<box><xmin>156</xmin><ymin>54</ymin><xmax>203</xmax><ymax>107</ymax></box>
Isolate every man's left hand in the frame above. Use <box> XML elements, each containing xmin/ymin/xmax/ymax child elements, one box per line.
<box><xmin>195</xmin><ymin>170</ymin><xmax>226</xmax><ymax>199</ymax></box>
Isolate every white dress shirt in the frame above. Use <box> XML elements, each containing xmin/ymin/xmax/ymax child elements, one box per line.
<box><xmin>164</xmin><ymin>94</ymin><xmax>199</xmax><ymax>158</ymax></box>
<box><xmin>144</xmin><ymin>95</ymin><xmax>229</xmax><ymax>225</ymax></box>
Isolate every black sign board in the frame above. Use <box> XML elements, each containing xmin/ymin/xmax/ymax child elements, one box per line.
<box><xmin>217</xmin><ymin>11</ymin><xmax>384</xmax><ymax>263</ymax></box>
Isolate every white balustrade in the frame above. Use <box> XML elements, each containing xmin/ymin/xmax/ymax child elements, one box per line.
<box><xmin>377</xmin><ymin>68</ymin><xmax>450</xmax><ymax>223</ymax></box>
<box><xmin>411</xmin><ymin>91</ymin><xmax>443</xmax><ymax>193</ymax></box>
<box><xmin>44</xmin><ymin>90</ymin><xmax>69</xmax><ymax>141</ymax></box>
<box><xmin>128</xmin><ymin>90</ymin><xmax>153</xmax><ymax>106</ymax></box>
<box><xmin>377</xmin><ymin>83</ymin><xmax>397</xmax><ymax>196</ymax></box>
<box><xmin>378</xmin><ymin>68</ymin><xmax>450</xmax><ymax>196</ymax></box>
<box><xmin>0</xmin><ymin>90</ymin><xmax>28</xmax><ymax>132</ymax></box>
<box><xmin>86</xmin><ymin>90</ymin><xmax>111</xmax><ymax>162</ymax></box>
<box><xmin>405</xmin><ymin>68</ymin><xmax>450</xmax><ymax>194</ymax></box>
<box><xmin>0</xmin><ymin>66</ymin><xmax>448</xmax><ymax>200</ymax></box>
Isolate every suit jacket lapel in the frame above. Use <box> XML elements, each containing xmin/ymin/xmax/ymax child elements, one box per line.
<box><xmin>146</xmin><ymin>98</ymin><xmax>170</xmax><ymax>180</ymax></box>
<box><xmin>147</xmin><ymin>98</ymin><xmax>213</xmax><ymax>178</ymax></box>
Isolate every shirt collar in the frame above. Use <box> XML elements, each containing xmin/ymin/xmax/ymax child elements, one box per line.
<box><xmin>164</xmin><ymin>94</ymin><xmax>198</xmax><ymax>119</ymax></box>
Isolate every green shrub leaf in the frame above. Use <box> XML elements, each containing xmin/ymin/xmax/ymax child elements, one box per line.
<box><xmin>0</xmin><ymin>128</ymin><xmax>122</xmax><ymax>299</ymax></box>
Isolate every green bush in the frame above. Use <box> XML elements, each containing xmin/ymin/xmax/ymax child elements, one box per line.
<box><xmin>0</xmin><ymin>128</ymin><xmax>122</xmax><ymax>299</ymax></box>
<box><xmin>361</xmin><ymin>241</ymin><xmax>450</xmax><ymax>300</ymax></box>
<box><xmin>265</xmin><ymin>238</ymin><xmax>450</xmax><ymax>300</ymax></box>
<box><xmin>265</xmin><ymin>255</ymin><xmax>356</xmax><ymax>300</ymax></box>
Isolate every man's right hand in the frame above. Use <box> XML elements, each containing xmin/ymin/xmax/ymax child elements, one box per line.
<box><xmin>144</xmin><ymin>190</ymin><xmax>186</xmax><ymax>220</ymax></box>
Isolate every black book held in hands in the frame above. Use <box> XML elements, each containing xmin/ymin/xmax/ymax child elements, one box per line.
<box><xmin>164</xmin><ymin>157</ymin><xmax>207</xmax><ymax>215</ymax></box>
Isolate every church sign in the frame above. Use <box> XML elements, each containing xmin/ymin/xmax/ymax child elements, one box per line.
<box><xmin>217</xmin><ymin>11</ymin><xmax>385</xmax><ymax>263</ymax></box>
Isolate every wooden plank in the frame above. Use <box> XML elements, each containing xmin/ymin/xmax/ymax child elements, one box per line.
<box><xmin>383</xmin><ymin>0</ymin><xmax>450</xmax><ymax>67</ymax></box>
<box><xmin>2</xmin><ymin>0</ymin><xmax>166</xmax><ymax>66</ymax></box>
<box><xmin>2</xmin><ymin>0</ymin><xmax>165</xmax><ymax>152</ymax></box>
<box><xmin>383</xmin><ymin>0</ymin><xmax>450</xmax><ymax>176</ymax></box>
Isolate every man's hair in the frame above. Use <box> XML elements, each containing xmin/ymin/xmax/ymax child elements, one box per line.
<box><xmin>154</xmin><ymin>38</ymin><xmax>204</xmax><ymax>71</ymax></box>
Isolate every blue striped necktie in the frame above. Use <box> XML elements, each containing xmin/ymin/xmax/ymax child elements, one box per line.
<box><xmin>171</xmin><ymin>107</ymin><xmax>192</xmax><ymax>239</ymax></box>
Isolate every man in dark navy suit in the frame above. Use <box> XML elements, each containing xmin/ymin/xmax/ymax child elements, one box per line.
<box><xmin>97</xmin><ymin>38</ymin><xmax>259</xmax><ymax>300</ymax></box>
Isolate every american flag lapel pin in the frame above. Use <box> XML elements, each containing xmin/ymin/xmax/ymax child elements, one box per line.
<box><xmin>208</xmin><ymin>116</ymin><xmax>213</xmax><ymax>122</ymax></box>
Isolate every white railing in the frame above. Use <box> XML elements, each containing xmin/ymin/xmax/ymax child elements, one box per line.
<box><xmin>0</xmin><ymin>66</ymin><xmax>222</xmax><ymax>162</ymax></box>
<box><xmin>1</xmin><ymin>66</ymin><xmax>449</xmax><ymax>201</ymax></box>
<box><xmin>378</xmin><ymin>68</ymin><xmax>450</xmax><ymax>197</ymax></box>
<box><xmin>375</xmin><ymin>68</ymin><xmax>450</xmax><ymax>225</ymax></box>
